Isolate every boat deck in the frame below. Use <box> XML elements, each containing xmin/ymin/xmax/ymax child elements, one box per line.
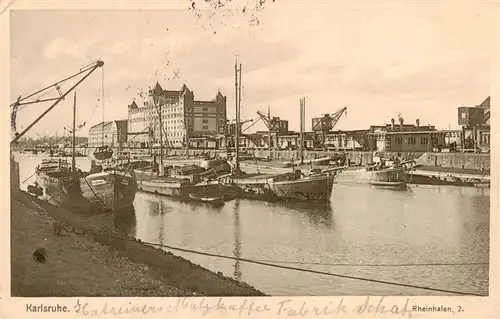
<box><xmin>415</xmin><ymin>165</ymin><xmax>490</xmax><ymax>176</ymax></box>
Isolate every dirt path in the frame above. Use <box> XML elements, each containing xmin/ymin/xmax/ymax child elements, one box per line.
<box><xmin>11</xmin><ymin>193</ymin><xmax>194</xmax><ymax>297</ymax></box>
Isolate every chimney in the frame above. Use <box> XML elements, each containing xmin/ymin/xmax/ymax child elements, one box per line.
<box><xmin>399</xmin><ymin>116</ymin><xmax>404</xmax><ymax>128</ymax></box>
<box><xmin>416</xmin><ymin>118</ymin><xmax>420</xmax><ymax>128</ymax></box>
<box><xmin>391</xmin><ymin>118</ymin><xmax>395</xmax><ymax>130</ymax></box>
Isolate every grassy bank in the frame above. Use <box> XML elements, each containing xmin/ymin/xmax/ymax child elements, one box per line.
<box><xmin>11</xmin><ymin>190</ymin><xmax>266</xmax><ymax>297</ymax></box>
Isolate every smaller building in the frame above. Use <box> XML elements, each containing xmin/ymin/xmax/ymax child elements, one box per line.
<box><xmin>384</xmin><ymin>131</ymin><xmax>445</xmax><ymax>152</ymax></box>
<box><xmin>88</xmin><ymin>120</ymin><xmax>128</xmax><ymax>149</ymax></box>
<box><xmin>276</xmin><ymin>132</ymin><xmax>315</xmax><ymax>150</ymax></box>
<box><xmin>368</xmin><ymin>117</ymin><xmax>445</xmax><ymax>152</ymax></box>
<box><xmin>458</xmin><ymin>96</ymin><xmax>490</xmax><ymax>152</ymax></box>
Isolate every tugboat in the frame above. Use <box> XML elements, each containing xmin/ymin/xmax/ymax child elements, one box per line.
<box><xmin>365</xmin><ymin>152</ymin><xmax>415</xmax><ymax>189</ymax></box>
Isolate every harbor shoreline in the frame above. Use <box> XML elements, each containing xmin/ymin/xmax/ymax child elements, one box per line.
<box><xmin>10</xmin><ymin>189</ymin><xmax>266</xmax><ymax>297</ymax></box>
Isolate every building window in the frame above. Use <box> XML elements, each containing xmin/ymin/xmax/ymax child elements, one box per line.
<box><xmin>202</xmin><ymin>119</ymin><xmax>208</xmax><ymax>124</ymax></box>
<box><xmin>395</xmin><ymin>137</ymin><xmax>402</xmax><ymax>145</ymax></box>
<box><xmin>203</xmin><ymin>107</ymin><xmax>208</xmax><ymax>112</ymax></box>
<box><xmin>202</xmin><ymin>125</ymin><xmax>209</xmax><ymax>130</ymax></box>
<box><xmin>421</xmin><ymin>137</ymin><xmax>429</xmax><ymax>145</ymax></box>
<box><xmin>408</xmin><ymin>137</ymin><xmax>416</xmax><ymax>145</ymax></box>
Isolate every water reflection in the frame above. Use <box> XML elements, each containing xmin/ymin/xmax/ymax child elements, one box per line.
<box><xmin>113</xmin><ymin>207</ymin><xmax>137</xmax><ymax>237</ymax></box>
<box><xmin>14</xmin><ymin>155</ymin><xmax>490</xmax><ymax>296</ymax></box>
<box><xmin>277</xmin><ymin>201</ymin><xmax>334</xmax><ymax>229</ymax></box>
<box><xmin>158</xmin><ymin>200</ymin><xmax>165</xmax><ymax>245</ymax></box>
<box><xmin>233</xmin><ymin>200</ymin><xmax>242</xmax><ymax>281</ymax></box>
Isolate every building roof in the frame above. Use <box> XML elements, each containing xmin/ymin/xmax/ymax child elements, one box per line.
<box><xmin>150</xmin><ymin>82</ymin><xmax>193</xmax><ymax>98</ymax></box>
<box><xmin>384</xmin><ymin>130</ymin><xmax>444</xmax><ymax>135</ymax></box>
<box><xmin>477</xmin><ymin>96</ymin><xmax>490</xmax><ymax>109</ymax></box>
<box><xmin>89</xmin><ymin>121</ymin><xmax>113</xmax><ymax>132</ymax></box>
<box><xmin>89</xmin><ymin>120</ymin><xmax>127</xmax><ymax>132</ymax></box>
<box><xmin>128</xmin><ymin>100</ymin><xmax>139</xmax><ymax>109</ymax></box>
<box><xmin>152</xmin><ymin>82</ymin><xmax>164</xmax><ymax>96</ymax></box>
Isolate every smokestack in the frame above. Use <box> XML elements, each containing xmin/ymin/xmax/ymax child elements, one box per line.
<box><xmin>416</xmin><ymin>118</ymin><xmax>420</xmax><ymax>128</ymax></box>
<box><xmin>399</xmin><ymin>117</ymin><xmax>404</xmax><ymax>128</ymax></box>
<box><xmin>391</xmin><ymin>118</ymin><xmax>395</xmax><ymax>130</ymax></box>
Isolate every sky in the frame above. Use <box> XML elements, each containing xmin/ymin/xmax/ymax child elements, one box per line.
<box><xmin>9</xmin><ymin>1</ymin><xmax>497</xmax><ymax>138</ymax></box>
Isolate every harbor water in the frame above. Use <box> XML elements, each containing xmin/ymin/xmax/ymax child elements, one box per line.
<box><xmin>15</xmin><ymin>154</ymin><xmax>490</xmax><ymax>296</ymax></box>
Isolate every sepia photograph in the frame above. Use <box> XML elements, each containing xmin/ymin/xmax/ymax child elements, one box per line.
<box><xmin>3</xmin><ymin>0</ymin><xmax>497</xmax><ymax>315</ymax></box>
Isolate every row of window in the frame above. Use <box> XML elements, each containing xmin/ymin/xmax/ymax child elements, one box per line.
<box><xmin>146</xmin><ymin>113</ymin><xmax>183</xmax><ymax>118</ymax></box>
<box><xmin>394</xmin><ymin>137</ymin><xmax>429</xmax><ymax>145</ymax></box>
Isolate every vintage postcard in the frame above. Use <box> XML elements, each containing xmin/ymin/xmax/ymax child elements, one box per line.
<box><xmin>1</xmin><ymin>0</ymin><xmax>498</xmax><ymax>318</ymax></box>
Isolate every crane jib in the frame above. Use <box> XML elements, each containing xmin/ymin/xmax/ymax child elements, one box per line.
<box><xmin>10</xmin><ymin>60</ymin><xmax>104</xmax><ymax>145</ymax></box>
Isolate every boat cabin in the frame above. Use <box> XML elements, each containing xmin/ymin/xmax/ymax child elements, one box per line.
<box><xmin>37</xmin><ymin>158</ymin><xmax>71</xmax><ymax>173</ymax></box>
<box><xmin>169</xmin><ymin>165</ymin><xmax>204</xmax><ymax>183</ymax></box>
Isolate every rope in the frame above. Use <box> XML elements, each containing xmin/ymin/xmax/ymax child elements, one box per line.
<box><xmin>22</xmin><ymin>171</ymin><xmax>37</xmax><ymax>184</ymax></box>
<box><xmin>82</xmin><ymin>176</ymin><xmax>108</xmax><ymax>210</ymax></box>
<box><xmin>117</xmin><ymin>237</ymin><xmax>487</xmax><ymax>296</ymax></box>
<box><xmin>15</xmin><ymin>188</ymin><xmax>487</xmax><ymax>297</ymax></box>
<box><xmin>32</xmin><ymin>170</ymin><xmax>108</xmax><ymax>213</ymax></box>
<box><xmin>250</xmin><ymin>259</ymin><xmax>489</xmax><ymax>267</ymax></box>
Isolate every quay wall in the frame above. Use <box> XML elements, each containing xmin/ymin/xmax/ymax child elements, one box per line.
<box><xmin>87</xmin><ymin>147</ymin><xmax>490</xmax><ymax>171</ymax></box>
<box><xmin>246</xmin><ymin>150</ymin><xmax>490</xmax><ymax>170</ymax></box>
<box><xmin>10</xmin><ymin>156</ymin><xmax>20</xmax><ymax>190</ymax></box>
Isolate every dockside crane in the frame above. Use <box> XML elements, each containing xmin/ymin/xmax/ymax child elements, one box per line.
<box><xmin>224</xmin><ymin>118</ymin><xmax>255</xmax><ymax>148</ymax></box>
<box><xmin>257</xmin><ymin>107</ymin><xmax>282</xmax><ymax>153</ymax></box>
<box><xmin>312</xmin><ymin>106</ymin><xmax>347</xmax><ymax>151</ymax></box>
<box><xmin>10</xmin><ymin>60</ymin><xmax>104</xmax><ymax>146</ymax></box>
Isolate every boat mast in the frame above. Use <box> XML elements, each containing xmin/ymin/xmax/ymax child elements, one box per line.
<box><xmin>101</xmin><ymin>66</ymin><xmax>105</xmax><ymax>148</ymax></box>
<box><xmin>238</xmin><ymin>62</ymin><xmax>242</xmax><ymax>165</ymax></box>
<box><xmin>234</xmin><ymin>59</ymin><xmax>241</xmax><ymax>172</ymax></box>
<box><xmin>159</xmin><ymin>101</ymin><xmax>164</xmax><ymax>176</ymax></box>
<box><xmin>268</xmin><ymin>105</ymin><xmax>271</xmax><ymax>154</ymax></box>
<box><xmin>154</xmin><ymin>93</ymin><xmax>165</xmax><ymax>176</ymax></box>
<box><xmin>72</xmin><ymin>92</ymin><xmax>77</xmax><ymax>172</ymax></box>
<box><xmin>300</xmin><ymin>97</ymin><xmax>305</xmax><ymax>165</ymax></box>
